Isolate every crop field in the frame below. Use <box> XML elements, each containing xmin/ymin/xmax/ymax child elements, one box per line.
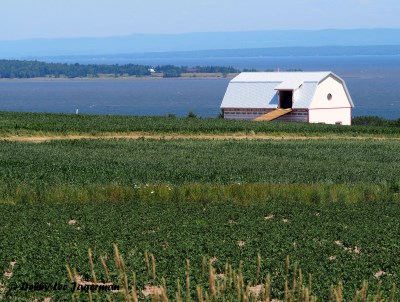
<box><xmin>0</xmin><ymin>111</ymin><xmax>399</xmax><ymax>137</ymax></box>
<box><xmin>0</xmin><ymin>138</ymin><xmax>399</xmax><ymax>187</ymax></box>
<box><xmin>0</xmin><ymin>112</ymin><xmax>399</xmax><ymax>301</ymax></box>
<box><xmin>1</xmin><ymin>201</ymin><xmax>400</xmax><ymax>301</ymax></box>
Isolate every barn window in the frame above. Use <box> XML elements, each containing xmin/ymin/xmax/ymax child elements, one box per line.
<box><xmin>327</xmin><ymin>93</ymin><xmax>333</xmax><ymax>101</ymax></box>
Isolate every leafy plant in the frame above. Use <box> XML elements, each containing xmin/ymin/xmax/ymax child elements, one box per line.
<box><xmin>187</xmin><ymin>111</ymin><xmax>197</xmax><ymax>118</ymax></box>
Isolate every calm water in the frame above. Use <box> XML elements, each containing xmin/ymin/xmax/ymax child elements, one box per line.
<box><xmin>0</xmin><ymin>55</ymin><xmax>399</xmax><ymax>118</ymax></box>
<box><xmin>0</xmin><ymin>78</ymin><xmax>228</xmax><ymax>117</ymax></box>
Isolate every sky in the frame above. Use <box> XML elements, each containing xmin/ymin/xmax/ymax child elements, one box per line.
<box><xmin>1</xmin><ymin>0</ymin><xmax>399</xmax><ymax>41</ymax></box>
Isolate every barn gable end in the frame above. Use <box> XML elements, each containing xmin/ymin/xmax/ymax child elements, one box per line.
<box><xmin>308</xmin><ymin>74</ymin><xmax>353</xmax><ymax>125</ymax></box>
<box><xmin>310</xmin><ymin>74</ymin><xmax>353</xmax><ymax>109</ymax></box>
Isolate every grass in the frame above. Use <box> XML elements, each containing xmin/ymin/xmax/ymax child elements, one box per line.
<box><xmin>1</xmin><ymin>183</ymin><xmax>399</xmax><ymax>205</ymax></box>
<box><xmin>68</xmin><ymin>246</ymin><xmax>398</xmax><ymax>302</ymax></box>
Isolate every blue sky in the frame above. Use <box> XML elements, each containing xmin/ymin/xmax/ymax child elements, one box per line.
<box><xmin>1</xmin><ymin>0</ymin><xmax>399</xmax><ymax>40</ymax></box>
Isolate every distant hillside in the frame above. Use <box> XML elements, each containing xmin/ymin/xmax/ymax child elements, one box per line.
<box><xmin>42</xmin><ymin>45</ymin><xmax>400</xmax><ymax>62</ymax></box>
<box><xmin>1</xmin><ymin>29</ymin><xmax>400</xmax><ymax>58</ymax></box>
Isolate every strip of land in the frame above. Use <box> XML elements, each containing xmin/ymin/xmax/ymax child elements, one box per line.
<box><xmin>0</xmin><ymin>73</ymin><xmax>237</xmax><ymax>81</ymax></box>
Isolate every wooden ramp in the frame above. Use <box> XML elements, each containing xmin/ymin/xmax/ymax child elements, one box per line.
<box><xmin>254</xmin><ymin>108</ymin><xmax>293</xmax><ymax>121</ymax></box>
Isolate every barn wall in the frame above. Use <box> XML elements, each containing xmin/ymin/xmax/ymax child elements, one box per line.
<box><xmin>223</xmin><ymin>108</ymin><xmax>308</xmax><ymax>122</ymax></box>
<box><xmin>310</xmin><ymin>76</ymin><xmax>350</xmax><ymax>109</ymax></box>
<box><xmin>308</xmin><ymin>108</ymin><xmax>352</xmax><ymax>125</ymax></box>
<box><xmin>223</xmin><ymin>108</ymin><xmax>274</xmax><ymax>120</ymax></box>
<box><xmin>276</xmin><ymin>110</ymin><xmax>308</xmax><ymax>122</ymax></box>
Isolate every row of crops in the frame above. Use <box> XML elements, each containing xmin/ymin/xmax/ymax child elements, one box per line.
<box><xmin>0</xmin><ymin>111</ymin><xmax>399</xmax><ymax>136</ymax></box>
<box><xmin>0</xmin><ymin>138</ymin><xmax>399</xmax><ymax>188</ymax></box>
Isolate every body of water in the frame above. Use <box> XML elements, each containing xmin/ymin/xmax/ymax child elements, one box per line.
<box><xmin>0</xmin><ymin>55</ymin><xmax>399</xmax><ymax>119</ymax></box>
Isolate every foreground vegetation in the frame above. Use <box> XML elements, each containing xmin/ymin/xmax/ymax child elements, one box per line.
<box><xmin>1</xmin><ymin>201</ymin><xmax>399</xmax><ymax>301</ymax></box>
<box><xmin>0</xmin><ymin>112</ymin><xmax>399</xmax><ymax>300</ymax></box>
<box><xmin>71</xmin><ymin>246</ymin><xmax>397</xmax><ymax>302</ymax></box>
<box><xmin>0</xmin><ymin>112</ymin><xmax>399</xmax><ymax>137</ymax></box>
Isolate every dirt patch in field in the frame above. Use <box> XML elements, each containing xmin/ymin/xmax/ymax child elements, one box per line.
<box><xmin>1</xmin><ymin>132</ymin><xmax>398</xmax><ymax>143</ymax></box>
<box><xmin>142</xmin><ymin>285</ymin><xmax>164</xmax><ymax>297</ymax></box>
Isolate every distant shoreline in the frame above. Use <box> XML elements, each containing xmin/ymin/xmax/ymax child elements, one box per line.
<box><xmin>0</xmin><ymin>73</ymin><xmax>238</xmax><ymax>81</ymax></box>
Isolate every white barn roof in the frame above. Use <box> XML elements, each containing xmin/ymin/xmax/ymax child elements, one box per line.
<box><xmin>221</xmin><ymin>72</ymin><xmax>354</xmax><ymax>109</ymax></box>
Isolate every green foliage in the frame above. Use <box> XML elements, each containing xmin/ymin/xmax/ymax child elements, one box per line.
<box><xmin>156</xmin><ymin>65</ymin><xmax>181</xmax><ymax>78</ymax></box>
<box><xmin>187</xmin><ymin>111</ymin><xmax>197</xmax><ymax>118</ymax></box>
<box><xmin>242</xmin><ymin>68</ymin><xmax>258</xmax><ymax>72</ymax></box>
<box><xmin>1</xmin><ymin>201</ymin><xmax>399</xmax><ymax>300</ymax></box>
<box><xmin>0</xmin><ymin>60</ymin><xmax>240</xmax><ymax>79</ymax></box>
<box><xmin>192</xmin><ymin>65</ymin><xmax>239</xmax><ymax>73</ymax></box>
<box><xmin>0</xmin><ymin>60</ymin><xmax>151</xmax><ymax>78</ymax></box>
<box><xmin>352</xmin><ymin>116</ymin><xmax>400</xmax><ymax>127</ymax></box>
<box><xmin>0</xmin><ymin>139</ymin><xmax>399</xmax><ymax>189</ymax></box>
<box><xmin>1</xmin><ymin>183</ymin><xmax>399</xmax><ymax>205</ymax></box>
<box><xmin>0</xmin><ymin>113</ymin><xmax>399</xmax><ymax>300</ymax></box>
<box><xmin>165</xmin><ymin>113</ymin><xmax>177</xmax><ymax>118</ymax></box>
<box><xmin>71</xmin><ymin>246</ymin><xmax>397</xmax><ymax>302</ymax></box>
<box><xmin>0</xmin><ymin>112</ymin><xmax>399</xmax><ymax>137</ymax></box>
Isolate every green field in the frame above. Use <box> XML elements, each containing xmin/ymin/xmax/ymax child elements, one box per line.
<box><xmin>1</xmin><ymin>138</ymin><xmax>400</xmax><ymax>185</ymax></box>
<box><xmin>0</xmin><ymin>112</ymin><xmax>399</xmax><ymax>301</ymax></box>
<box><xmin>0</xmin><ymin>138</ymin><xmax>399</xmax><ymax>206</ymax></box>
<box><xmin>0</xmin><ymin>111</ymin><xmax>399</xmax><ymax>137</ymax></box>
<box><xmin>2</xmin><ymin>201</ymin><xmax>400</xmax><ymax>301</ymax></box>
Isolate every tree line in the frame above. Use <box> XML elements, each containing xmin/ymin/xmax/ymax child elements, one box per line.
<box><xmin>155</xmin><ymin>65</ymin><xmax>239</xmax><ymax>77</ymax></box>
<box><xmin>0</xmin><ymin>60</ymin><xmax>151</xmax><ymax>78</ymax></box>
<box><xmin>0</xmin><ymin>60</ymin><xmax>239</xmax><ymax>78</ymax></box>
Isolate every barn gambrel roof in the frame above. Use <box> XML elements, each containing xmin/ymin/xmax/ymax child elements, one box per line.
<box><xmin>220</xmin><ymin>72</ymin><xmax>354</xmax><ymax>109</ymax></box>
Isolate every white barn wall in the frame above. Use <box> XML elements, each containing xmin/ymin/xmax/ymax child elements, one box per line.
<box><xmin>308</xmin><ymin>108</ymin><xmax>352</xmax><ymax>125</ymax></box>
<box><xmin>309</xmin><ymin>75</ymin><xmax>352</xmax><ymax>125</ymax></box>
<box><xmin>311</xmin><ymin>76</ymin><xmax>351</xmax><ymax>109</ymax></box>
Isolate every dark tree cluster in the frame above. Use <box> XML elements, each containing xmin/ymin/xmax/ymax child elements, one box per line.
<box><xmin>154</xmin><ymin>65</ymin><xmax>239</xmax><ymax>78</ymax></box>
<box><xmin>154</xmin><ymin>65</ymin><xmax>186</xmax><ymax>78</ymax></box>
<box><xmin>190</xmin><ymin>66</ymin><xmax>239</xmax><ymax>73</ymax></box>
<box><xmin>0</xmin><ymin>60</ymin><xmax>151</xmax><ymax>78</ymax></box>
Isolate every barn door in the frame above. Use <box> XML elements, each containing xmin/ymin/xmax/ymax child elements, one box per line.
<box><xmin>279</xmin><ymin>90</ymin><xmax>293</xmax><ymax>109</ymax></box>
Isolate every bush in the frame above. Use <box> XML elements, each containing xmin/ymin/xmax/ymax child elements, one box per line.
<box><xmin>352</xmin><ymin>116</ymin><xmax>399</xmax><ymax>127</ymax></box>
<box><xmin>187</xmin><ymin>111</ymin><xmax>197</xmax><ymax>118</ymax></box>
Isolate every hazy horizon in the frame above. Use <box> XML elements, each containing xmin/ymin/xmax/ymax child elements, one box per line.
<box><xmin>2</xmin><ymin>0</ymin><xmax>400</xmax><ymax>41</ymax></box>
<box><xmin>2</xmin><ymin>29</ymin><xmax>400</xmax><ymax>59</ymax></box>
<box><xmin>1</xmin><ymin>27</ymin><xmax>400</xmax><ymax>43</ymax></box>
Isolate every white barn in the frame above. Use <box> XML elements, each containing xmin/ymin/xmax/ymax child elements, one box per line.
<box><xmin>220</xmin><ymin>72</ymin><xmax>354</xmax><ymax>125</ymax></box>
